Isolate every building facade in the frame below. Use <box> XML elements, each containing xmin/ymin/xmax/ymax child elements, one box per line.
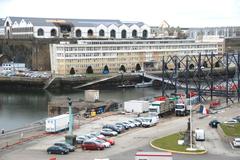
<box><xmin>50</xmin><ymin>39</ymin><xmax>223</xmax><ymax>75</ymax></box>
<box><xmin>187</xmin><ymin>26</ymin><xmax>240</xmax><ymax>39</ymax></box>
<box><xmin>1</xmin><ymin>17</ymin><xmax>150</xmax><ymax>39</ymax></box>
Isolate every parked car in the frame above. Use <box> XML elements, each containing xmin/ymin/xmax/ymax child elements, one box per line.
<box><xmin>101</xmin><ymin>138</ymin><xmax>115</xmax><ymax>145</ymax></box>
<box><xmin>95</xmin><ymin>139</ymin><xmax>111</xmax><ymax>148</ymax></box>
<box><xmin>89</xmin><ymin>132</ymin><xmax>106</xmax><ymax>139</ymax></box>
<box><xmin>115</xmin><ymin>124</ymin><xmax>125</xmax><ymax>132</ymax></box>
<box><xmin>54</xmin><ymin>142</ymin><xmax>76</xmax><ymax>152</ymax></box>
<box><xmin>141</xmin><ymin>117</ymin><xmax>159</xmax><ymax>127</ymax></box>
<box><xmin>76</xmin><ymin>135</ymin><xmax>89</xmax><ymax>144</ymax></box>
<box><xmin>233</xmin><ymin>138</ymin><xmax>240</xmax><ymax>147</ymax></box>
<box><xmin>47</xmin><ymin>145</ymin><xmax>69</xmax><ymax>155</ymax></box>
<box><xmin>81</xmin><ymin>140</ymin><xmax>105</xmax><ymax>150</ymax></box>
<box><xmin>129</xmin><ymin>120</ymin><xmax>141</xmax><ymax>127</ymax></box>
<box><xmin>103</xmin><ymin>124</ymin><xmax>121</xmax><ymax>133</ymax></box>
<box><xmin>209</xmin><ymin>120</ymin><xmax>220</xmax><ymax>128</ymax></box>
<box><xmin>223</xmin><ymin>119</ymin><xmax>238</xmax><ymax>124</ymax></box>
<box><xmin>122</xmin><ymin>121</ymin><xmax>135</xmax><ymax>128</ymax></box>
<box><xmin>233</xmin><ymin>116</ymin><xmax>240</xmax><ymax>122</ymax></box>
<box><xmin>100</xmin><ymin>128</ymin><xmax>118</xmax><ymax>136</ymax></box>
<box><xmin>115</xmin><ymin>122</ymin><xmax>129</xmax><ymax>130</ymax></box>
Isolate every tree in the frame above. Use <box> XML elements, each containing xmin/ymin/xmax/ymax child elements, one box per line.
<box><xmin>70</xmin><ymin>67</ymin><xmax>75</xmax><ymax>75</ymax></box>
<box><xmin>119</xmin><ymin>65</ymin><xmax>126</xmax><ymax>72</ymax></box>
<box><xmin>135</xmin><ymin>63</ymin><xmax>141</xmax><ymax>71</ymax></box>
<box><xmin>103</xmin><ymin>65</ymin><xmax>109</xmax><ymax>74</ymax></box>
<box><xmin>86</xmin><ymin>66</ymin><xmax>93</xmax><ymax>74</ymax></box>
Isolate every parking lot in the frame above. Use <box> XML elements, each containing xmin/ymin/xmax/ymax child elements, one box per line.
<box><xmin>1</xmin><ymin>104</ymin><xmax>240</xmax><ymax>160</ymax></box>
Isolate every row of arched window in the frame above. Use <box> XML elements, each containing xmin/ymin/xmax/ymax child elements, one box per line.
<box><xmin>75</xmin><ymin>29</ymin><xmax>148</xmax><ymax>38</ymax></box>
<box><xmin>37</xmin><ymin>28</ymin><xmax>57</xmax><ymax>36</ymax></box>
<box><xmin>37</xmin><ymin>28</ymin><xmax>148</xmax><ymax>38</ymax></box>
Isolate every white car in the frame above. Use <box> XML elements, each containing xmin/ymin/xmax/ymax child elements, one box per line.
<box><xmin>233</xmin><ymin>138</ymin><xmax>240</xmax><ymax>147</ymax></box>
<box><xmin>223</xmin><ymin>119</ymin><xmax>238</xmax><ymax>124</ymax></box>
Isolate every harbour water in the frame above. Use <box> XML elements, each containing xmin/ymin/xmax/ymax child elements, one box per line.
<box><xmin>0</xmin><ymin>88</ymin><xmax>166</xmax><ymax>131</ymax></box>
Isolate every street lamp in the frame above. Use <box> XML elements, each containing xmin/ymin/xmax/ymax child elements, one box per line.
<box><xmin>186</xmin><ymin>93</ymin><xmax>196</xmax><ymax>151</ymax></box>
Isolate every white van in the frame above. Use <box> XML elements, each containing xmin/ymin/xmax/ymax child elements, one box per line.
<box><xmin>141</xmin><ymin>116</ymin><xmax>159</xmax><ymax>127</ymax></box>
<box><xmin>195</xmin><ymin>128</ymin><xmax>205</xmax><ymax>141</ymax></box>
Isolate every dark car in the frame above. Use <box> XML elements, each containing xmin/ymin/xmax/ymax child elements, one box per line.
<box><xmin>54</xmin><ymin>142</ymin><xmax>76</xmax><ymax>152</ymax></box>
<box><xmin>233</xmin><ymin>116</ymin><xmax>240</xmax><ymax>122</ymax></box>
<box><xmin>47</xmin><ymin>145</ymin><xmax>69</xmax><ymax>155</ymax></box>
<box><xmin>115</xmin><ymin>122</ymin><xmax>129</xmax><ymax>130</ymax></box>
<box><xmin>209</xmin><ymin>120</ymin><xmax>220</xmax><ymax>128</ymax></box>
<box><xmin>81</xmin><ymin>140</ymin><xmax>105</xmax><ymax>150</ymax></box>
<box><xmin>103</xmin><ymin>124</ymin><xmax>121</xmax><ymax>133</ymax></box>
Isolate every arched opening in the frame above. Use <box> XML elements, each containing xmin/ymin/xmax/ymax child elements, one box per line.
<box><xmin>87</xmin><ymin>29</ymin><xmax>93</xmax><ymax>37</ymax></box>
<box><xmin>37</xmin><ymin>28</ymin><xmax>44</xmax><ymax>36</ymax></box>
<box><xmin>110</xmin><ymin>30</ymin><xmax>116</xmax><ymax>38</ymax></box>
<box><xmin>119</xmin><ymin>65</ymin><xmax>126</xmax><ymax>72</ymax></box>
<box><xmin>189</xmin><ymin>64</ymin><xmax>194</xmax><ymax>70</ymax></box>
<box><xmin>135</xmin><ymin>63</ymin><xmax>141</xmax><ymax>71</ymax></box>
<box><xmin>142</xmin><ymin>30</ymin><xmax>148</xmax><ymax>38</ymax></box>
<box><xmin>202</xmin><ymin>61</ymin><xmax>208</xmax><ymax>68</ymax></box>
<box><xmin>86</xmin><ymin>66</ymin><xmax>94</xmax><ymax>74</ymax></box>
<box><xmin>50</xmin><ymin>29</ymin><xmax>57</xmax><ymax>36</ymax></box>
<box><xmin>132</xmin><ymin>30</ymin><xmax>137</xmax><ymax>38</ymax></box>
<box><xmin>215</xmin><ymin>61</ymin><xmax>220</xmax><ymax>67</ymax></box>
<box><xmin>75</xmin><ymin>29</ymin><xmax>81</xmax><ymax>37</ymax></box>
<box><xmin>6</xmin><ymin>22</ymin><xmax>10</xmax><ymax>26</ymax></box>
<box><xmin>121</xmin><ymin>30</ymin><xmax>127</xmax><ymax>38</ymax></box>
<box><xmin>99</xmin><ymin>29</ymin><xmax>105</xmax><ymax>37</ymax></box>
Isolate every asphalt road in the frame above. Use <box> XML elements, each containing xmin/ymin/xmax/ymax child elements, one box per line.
<box><xmin>1</xmin><ymin>104</ymin><xmax>240</xmax><ymax>160</ymax></box>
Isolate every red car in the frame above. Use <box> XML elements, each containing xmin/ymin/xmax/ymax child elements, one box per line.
<box><xmin>98</xmin><ymin>137</ymin><xmax>115</xmax><ymax>145</ymax></box>
<box><xmin>82</xmin><ymin>140</ymin><xmax>105</xmax><ymax>150</ymax></box>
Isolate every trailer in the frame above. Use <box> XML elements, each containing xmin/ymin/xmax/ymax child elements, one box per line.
<box><xmin>124</xmin><ymin>100</ymin><xmax>149</xmax><ymax>113</ymax></box>
<box><xmin>148</xmin><ymin>99</ymin><xmax>174</xmax><ymax>117</ymax></box>
<box><xmin>45</xmin><ymin>114</ymin><xmax>69</xmax><ymax>133</ymax></box>
<box><xmin>135</xmin><ymin>152</ymin><xmax>173</xmax><ymax>160</ymax></box>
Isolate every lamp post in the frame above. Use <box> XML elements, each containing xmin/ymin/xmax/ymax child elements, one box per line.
<box><xmin>186</xmin><ymin>93</ymin><xmax>196</xmax><ymax>151</ymax></box>
<box><xmin>65</xmin><ymin>97</ymin><xmax>76</xmax><ymax>146</ymax></box>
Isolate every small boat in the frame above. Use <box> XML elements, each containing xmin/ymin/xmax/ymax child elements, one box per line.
<box><xmin>135</xmin><ymin>81</ymin><xmax>152</xmax><ymax>88</ymax></box>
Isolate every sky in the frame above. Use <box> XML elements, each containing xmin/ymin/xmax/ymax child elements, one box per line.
<box><xmin>0</xmin><ymin>0</ymin><xmax>240</xmax><ymax>27</ymax></box>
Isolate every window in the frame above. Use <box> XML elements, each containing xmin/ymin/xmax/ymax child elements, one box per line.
<box><xmin>142</xmin><ymin>30</ymin><xmax>148</xmax><ymax>38</ymax></box>
<box><xmin>110</xmin><ymin>30</ymin><xmax>116</xmax><ymax>38</ymax></box>
<box><xmin>87</xmin><ymin>29</ymin><xmax>93</xmax><ymax>37</ymax></box>
<box><xmin>37</xmin><ymin>28</ymin><xmax>44</xmax><ymax>36</ymax></box>
<box><xmin>51</xmin><ymin>29</ymin><xmax>57</xmax><ymax>36</ymax></box>
<box><xmin>76</xmin><ymin>29</ymin><xmax>81</xmax><ymax>37</ymax></box>
<box><xmin>121</xmin><ymin>30</ymin><xmax>127</xmax><ymax>38</ymax></box>
<box><xmin>6</xmin><ymin>21</ymin><xmax>10</xmax><ymax>26</ymax></box>
<box><xmin>132</xmin><ymin>30</ymin><xmax>137</xmax><ymax>38</ymax></box>
<box><xmin>99</xmin><ymin>29</ymin><xmax>105</xmax><ymax>37</ymax></box>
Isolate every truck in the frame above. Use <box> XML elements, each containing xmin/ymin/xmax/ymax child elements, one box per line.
<box><xmin>175</xmin><ymin>95</ymin><xmax>200</xmax><ymax>116</ymax></box>
<box><xmin>124</xmin><ymin>100</ymin><xmax>149</xmax><ymax>113</ymax></box>
<box><xmin>175</xmin><ymin>103</ymin><xmax>190</xmax><ymax>116</ymax></box>
<box><xmin>45</xmin><ymin>114</ymin><xmax>69</xmax><ymax>133</ymax></box>
<box><xmin>148</xmin><ymin>99</ymin><xmax>174</xmax><ymax>117</ymax></box>
<box><xmin>135</xmin><ymin>152</ymin><xmax>173</xmax><ymax>160</ymax></box>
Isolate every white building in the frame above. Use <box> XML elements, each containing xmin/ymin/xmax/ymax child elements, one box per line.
<box><xmin>49</xmin><ymin>39</ymin><xmax>223</xmax><ymax>75</ymax></box>
<box><xmin>1</xmin><ymin>17</ymin><xmax>150</xmax><ymax>39</ymax></box>
<box><xmin>186</xmin><ymin>26</ymin><xmax>240</xmax><ymax>39</ymax></box>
